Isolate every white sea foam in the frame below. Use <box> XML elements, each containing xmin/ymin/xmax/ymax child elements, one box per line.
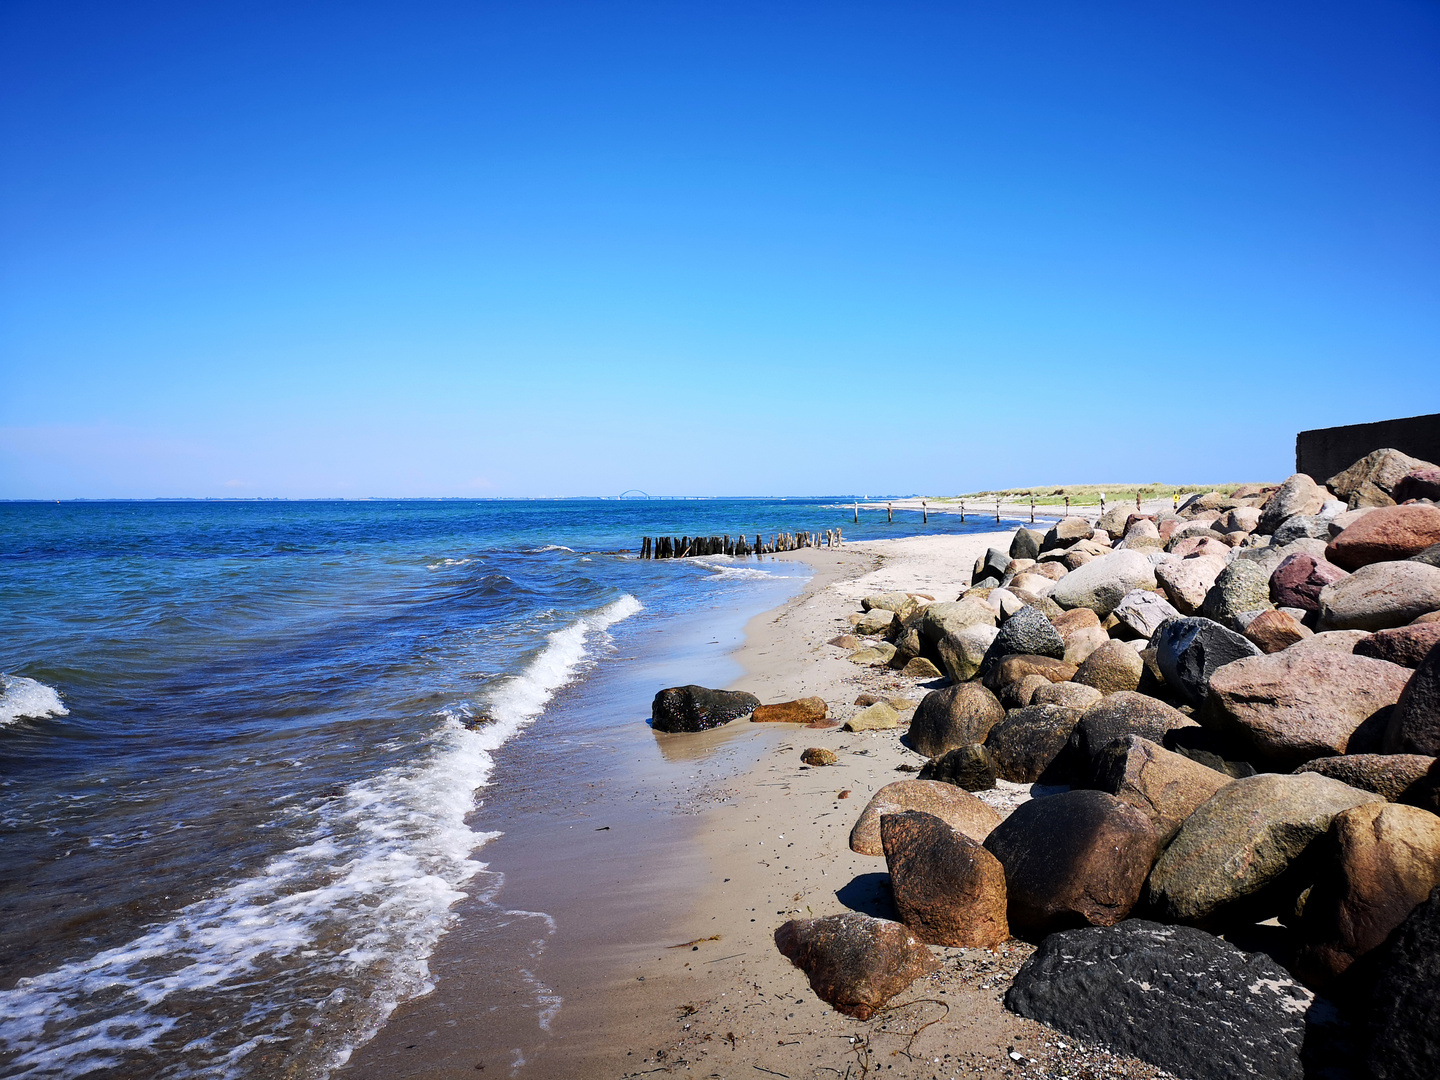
<box><xmin>532</xmin><ymin>544</ymin><xmax>575</xmax><ymax>553</ymax></box>
<box><xmin>426</xmin><ymin>557</ymin><xmax>474</xmax><ymax>570</ymax></box>
<box><xmin>0</xmin><ymin>595</ymin><xmax>642</xmax><ymax>1079</ymax></box>
<box><xmin>688</xmin><ymin>557</ymin><xmax>775</xmax><ymax>581</ymax></box>
<box><xmin>0</xmin><ymin>675</ymin><xmax>69</xmax><ymax>727</ymax></box>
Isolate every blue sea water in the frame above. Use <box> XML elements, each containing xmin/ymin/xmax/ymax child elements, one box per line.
<box><xmin>0</xmin><ymin>499</ymin><xmax>1000</xmax><ymax>1079</ymax></box>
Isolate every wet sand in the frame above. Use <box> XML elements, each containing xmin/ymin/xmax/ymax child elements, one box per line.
<box><xmin>344</xmin><ymin>532</ymin><xmax>1175</xmax><ymax>1080</ymax></box>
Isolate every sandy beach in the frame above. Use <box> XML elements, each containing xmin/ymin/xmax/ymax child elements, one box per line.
<box><xmin>347</xmin><ymin>529</ymin><xmax>1175</xmax><ymax>1079</ymax></box>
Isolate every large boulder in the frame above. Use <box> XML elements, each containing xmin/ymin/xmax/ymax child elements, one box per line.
<box><xmin>1257</xmin><ymin>473</ymin><xmax>1328</xmax><ymax>534</ymax></box>
<box><xmin>1355</xmin><ymin>622</ymin><xmax>1440</xmax><ymax>668</ymax></box>
<box><xmin>1327</xmin><ymin>448</ymin><xmax>1434</xmax><ymax>505</ymax></box>
<box><xmin>921</xmin><ymin>599</ymin><xmax>996</xmax><ymax>644</ymax></box>
<box><xmin>861</xmin><ymin>591</ymin><xmax>916</xmax><ymax>613</ymax></box>
<box><xmin>1270</xmin><ymin>552</ymin><xmax>1349</xmax><ymax>611</ymax></box>
<box><xmin>1294</xmin><ymin>802</ymin><xmax>1440</xmax><ymax>985</ymax></box>
<box><xmin>774</xmin><ymin>913</ymin><xmax>939</xmax><ymax>1020</ymax></box>
<box><xmin>1153</xmin><ymin>616</ymin><xmax>1262</xmax><ymax>708</ymax></box>
<box><xmin>1199</xmin><ymin>559</ymin><xmax>1275</xmax><ymax>630</ymax></box>
<box><xmin>1073</xmin><ymin>640</ymin><xmax>1145</xmax><ymax>696</ymax></box>
<box><xmin>843</xmin><ymin>701</ymin><xmax>899</xmax><ymax>731</ymax></box>
<box><xmin>981</xmin><ymin>654</ymin><xmax>1077</xmax><ymax>693</ymax></box>
<box><xmin>1053</xmin><ymin>606</ymin><xmax>1109</xmax><ymax>664</ymax></box>
<box><xmin>917</xmin><ymin>743</ymin><xmax>999</xmax><ymax>790</ymax></box>
<box><xmin>1204</xmin><ymin>649</ymin><xmax>1412</xmax><ymax>769</ymax></box>
<box><xmin>1242</xmin><ymin>609</ymin><xmax>1313</xmax><ymax>654</ymax></box>
<box><xmin>1296</xmin><ymin>754</ymin><xmax>1437</xmax><ymax>802</ymax></box>
<box><xmin>1110</xmin><ymin>589</ymin><xmax>1181</xmax><ymax>640</ymax></box>
<box><xmin>982</xmin><ymin>790</ymin><xmax>1158</xmax><ymax>936</ymax></box>
<box><xmin>1272</xmin><ymin>514</ymin><xmax>1334</xmax><ymax>546</ymax></box>
<box><xmin>1147</xmin><ymin>773</ymin><xmax>1383</xmax><ymax>926</ymax></box>
<box><xmin>1327</xmin><ymin>505</ymin><xmax>1440</xmax><ymax>570</ymax></box>
<box><xmin>982</xmin><ymin>704</ymin><xmax>1085</xmax><ymax>783</ymax></box>
<box><xmin>651</xmin><ymin>685</ymin><xmax>759</xmax><ymax>732</ymax></box>
<box><xmin>1092</xmin><ymin>735</ymin><xmax>1233</xmax><ymax>844</ymax></box>
<box><xmin>1049</xmin><ymin>550</ymin><xmax>1158</xmax><ymax>617</ymax></box>
<box><xmin>848</xmin><ymin>779</ymin><xmax>1003</xmax><ymax>856</ymax></box>
<box><xmin>1318</xmin><ymin>560</ymin><xmax>1440</xmax><ymax>631</ymax></box>
<box><xmin>907</xmin><ymin>683</ymin><xmax>1005</xmax><ymax>757</ymax></box>
<box><xmin>986</xmin><ymin>606</ymin><xmax>1065</xmax><ymax>665</ymax></box>
<box><xmin>1041</xmin><ymin>516</ymin><xmax>1094</xmax><ymax>551</ymax></box>
<box><xmin>1395</xmin><ymin>467</ymin><xmax>1440</xmax><ymax>503</ymax></box>
<box><xmin>1384</xmin><ymin>641</ymin><xmax>1440</xmax><ymax>755</ymax></box>
<box><xmin>881</xmin><ymin>810</ymin><xmax>1010</xmax><ymax>948</ymax></box>
<box><xmin>751</xmin><ymin>696</ymin><xmax>828</xmax><ymax>723</ymax></box>
<box><xmin>1156</xmin><ymin>554</ymin><xmax>1228</xmax><ymax>616</ymax></box>
<box><xmin>935</xmin><ymin>623</ymin><xmax>999</xmax><ymax>682</ymax></box>
<box><xmin>1009</xmin><ymin>527</ymin><xmax>1045</xmax><ymax>560</ymax></box>
<box><xmin>1349</xmin><ymin>885</ymin><xmax>1440</xmax><ymax>1080</ymax></box>
<box><xmin>1030</xmin><ymin>680</ymin><xmax>1104</xmax><ymax>710</ymax></box>
<box><xmin>1005</xmin><ymin>921</ymin><xmax>1312</xmax><ymax>1080</ymax></box>
<box><xmin>1065</xmin><ymin>692</ymin><xmax>1199</xmax><ymax>782</ymax></box>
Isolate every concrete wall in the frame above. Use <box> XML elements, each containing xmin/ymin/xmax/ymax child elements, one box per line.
<box><xmin>1296</xmin><ymin>413</ymin><xmax>1440</xmax><ymax>483</ymax></box>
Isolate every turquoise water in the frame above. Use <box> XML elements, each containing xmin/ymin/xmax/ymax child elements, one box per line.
<box><xmin>0</xmin><ymin>499</ymin><xmax>998</xmax><ymax>1079</ymax></box>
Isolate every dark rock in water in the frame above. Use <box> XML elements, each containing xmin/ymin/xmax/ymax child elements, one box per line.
<box><xmin>983</xmin><ymin>790</ymin><xmax>1158</xmax><ymax>937</ymax></box>
<box><xmin>1005</xmin><ymin>920</ymin><xmax>1312</xmax><ymax>1080</ymax></box>
<box><xmin>907</xmin><ymin>683</ymin><xmax>1004</xmax><ymax>758</ymax></box>
<box><xmin>917</xmin><ymin>743</ymin><xmax>998</xmax><ymax>790</ymax></box>
<box><xmin>650</xmin><ymin>685</ymin><xmax>760</xmax><ymax>732</ymax></box>
<box><xmin>1296</xmin><ymin>753</ymin><xmax>1437</xmax><ymax>802</ymax></box>
<box><xmin>1153</xmin><ymin>616</ymin><xmax>1261</xmax><ymax>708</ymax></box>
<box><xmin>1348</xmin><ymin>885</ymin><xmax>1440</xmax><ymax>1080</ymax></box>
<box><xmin>983</xmin><ymin>607</ymin><xmax>1066</xmax><ymax>674</ymax></box>
<box><xmin>1293</xmin><ymin>802</ymin><xmax>1440</xmax><ymax>987</ymax></box>
<box><xmin>1270</xmin><ymin>552</ymin><xmax>1349</xmax><ymax>612</ymax></box>
<box><xmin>1383</xmin><ymin>640</ymin><xmax>1440</xmax><ymax>755</ymax></box>
<box><xmin>881</xmin><ymin>810</ymin><xmax>1009</xmax><ymax>947</ymax></box>
<box><xmin>774</xmin><ymin>912</ymin><xmax>939</xmax><ymax>1020</ymax></box>
<box><xmin>983</xmin><ymin>704</ymin><xmax>1084</xmax><ymax>784</ymax></box>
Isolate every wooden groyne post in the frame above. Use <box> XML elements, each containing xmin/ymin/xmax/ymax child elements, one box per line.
<box><xmin>638</xmin><ymin>527</ymin><xmax>843</xmax><ymax>559</ymax></box>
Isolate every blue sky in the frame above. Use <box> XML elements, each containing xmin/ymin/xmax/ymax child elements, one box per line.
<box><xmin>2</xmin><ymin>0</ymin><xmax>1437</xmax><ymax>498</ymax></box>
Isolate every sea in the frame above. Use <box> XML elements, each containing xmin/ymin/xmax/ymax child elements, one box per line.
<box><xmin>0</xmin><ymin>498</ymin><xmax>1002</xmax><ymax>1079</ymax></box>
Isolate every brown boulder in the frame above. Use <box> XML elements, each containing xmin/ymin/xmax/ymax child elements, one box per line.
<box><xmin>849</xmin><ymin>779</ymin><xmax>1003</xmax><ymax>856</ymax></box>
<box><xmin>998</xmin><ymin>672</ymin><xmax>1052</xmax><ymax>710</ymax></box>
<box><xmin>774</xmin><ymin>913</ymin><xmax>939</xmax><ymax>1020</ymax></box>
<box><xmin>1205</xmin><ymin>649</ymin><xmax>1412</xmax><ymax>769</ymax></box>
<box><xmin>1052</xmin><ymin>606</ymin><xmax>1103</xmax><ymax>636</ymax></box>
<box><xmin>1296</xmin><ymin>754</ymin><xmax>1437</xmax><ymax>802</ymax></box>
<box><xmin>1243</xmin><ymin>609</ymin><xmax>1314</xmax><ymax>654</ymax></box>
<box><xmin>1258</xmin><ymin>473</ymin><xmax>1328</xmax><ymax>534</ymax></box>
<box><xmin>1327</xmin><ymin>448</ymin><xmax>1434</xmax><ymax>504</ymax></box>
<box><xmin>801</xmin><ymin>747</ymin><xmax>837</xmax><ymax>766</ymax></box>
<box><xmin>1295</xmin><ymin>802</ymin><xmax>1440</xmax><ymax>985</ymax></box>
<box><xmin>1073</xmin><ymin>640</ymin><xmax>1145</xmax><ymax>695</ymax></box>
<box><xmin>982</xmin><ymin>789</ymin><xmax>1159</xmax><ymax>937</ymax></box>
<box><xmin>1270</xmin><ymin>553</ymin><xmax>1349</xmax><ymax>612</ymax></box>
<box><xmin>1327</xmin><ymin>505</ymin><xmax>1440</xmax><ymax>570</ymax></box>
<box><xmin>1031</xmin><ymin>681</ymin><xmax>1104</xmax><ymax>710</ymax></box>
<box><xmin>1384</xmin><ymin>641</ymin><xmax>1440</xmax><ymax>755</ymax></box>
<box><xmin>983</xmin><ymin>705</ymin><xmax>1085</xmax><ymax>783</ymax></box>
<box><xmin>906</xmin><ymin>683</ymin><xmax>1004</xmax><ymax>758</ymax></box>
<box><xmin>881</xmin><ymin>810</ymin><xmax>1010</xmax><ymax>947</ymax></box>
<box><xmin>752</xmin><ymin>696</ymin><xmax>829</xmax><ymax>723</ymax></box>
<box><xmin>1355</xmin><ymin>623</ymin><xmax>1440</xmax><ymax>668</ymax></box>
<box><xmin>981</xmin><ymin>654</ymin><xmax>1077</xmax><ymax>693</ymax></box>
<box><xmin>1092</xmin><ymin>735</ymin><xmax>1233</xmax><ymax>844</ymax></box>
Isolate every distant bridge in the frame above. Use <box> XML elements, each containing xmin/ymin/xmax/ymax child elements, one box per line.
<box><xmin>617</xmin><ymin>489</ymin><xmax>651</xmax><ymax>500</ymax></box>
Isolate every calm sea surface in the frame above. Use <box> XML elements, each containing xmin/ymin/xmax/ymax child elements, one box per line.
<box><xmin>0</xmin><ymin>499</ymin><xmax>999</xmax><ymax>1079</ymax></box>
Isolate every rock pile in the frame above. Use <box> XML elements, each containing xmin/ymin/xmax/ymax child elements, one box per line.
<box><xmin>774</xmin><ymin>448</ymin><xmax>1440</xmax><ymax>1076</ymax></box>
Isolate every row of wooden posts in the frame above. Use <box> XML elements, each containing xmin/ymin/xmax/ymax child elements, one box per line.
<box><xmin>639</xmin><ymin>529</ymin><xmax>844</xmax><ymax>559</ymax></box>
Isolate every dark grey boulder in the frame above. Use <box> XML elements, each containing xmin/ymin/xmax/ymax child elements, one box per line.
<box><xmin>650</xmin><ymin>685</ymin><xmax>760</xmax><ymax>732</ymax></box>
<box><xmin>1009</xmin><ymin>527</ymin><xmax>1044</xmax><ymax>561</ymax></box>
<box><xmin>1384</xmin><ymin>640</ymin><xmax>1440</xmax><ymax>756</ymax></box>
<box><xmin>985</xmin><ymin>606</ymin><xmax>1066</xmax><ymax>669</ymax></box>
<box><xmin>1062</xmin><ymin>691</ymin><xmax>1198</xmax><ymax>783</ymax></box>
<box><xmin>1153</xmin><ymin>616</ymin><xmax>1261</xmax><ymax>708</ymax></box>
<box><xmin>1411</xmin><ymin>542</ymin><xmax>1440</xmax><ymax>567</ymax></box>
<box><xmin>917</xmin><ymin>743</ymin><xmax>998</xmax><ymax>790</ymax></box>
<box><xmin>982</xmin><ymin>704</ymin><xmax>1084</xmax><ymax>783</ymax></box>
<box><xmin>1005</xmin><ymin>920</ymin><xmax>1312</xmax><ymax>1080</ymax></box>
<box><xmin>1347</xmin><ymin>886</ymin><xmax>1440</xmax><ymax>1080</ymax></box>
<box><xmin>1272</xmin><ymin>514</ymin><xmax>1334</xmax><ymax>546</ymax></box>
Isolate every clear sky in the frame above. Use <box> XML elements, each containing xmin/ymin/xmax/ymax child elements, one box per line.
<box><xmin>2</xmin><ymin>1</ymin><xmax>1437</xmax><ymax>499</ymax></box>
